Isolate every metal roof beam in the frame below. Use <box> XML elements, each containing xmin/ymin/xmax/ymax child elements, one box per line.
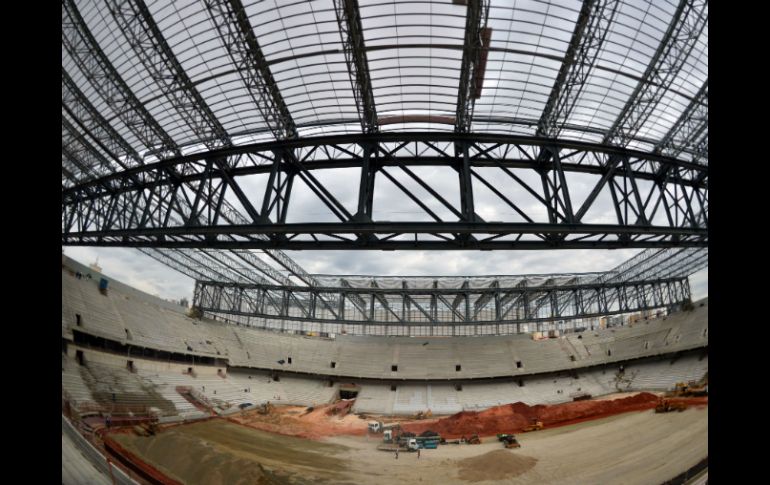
<box><xmin>654</xmin><ymin>79</ymin><xmax>708</xmax><ymax>162</ymax></box>
<box><xmin>61</xmin><ymin>117</ymin><xmax>113</xmax><ymax>180</ymax></box>
<box><xmin>455</xmin><ymin>0</ymin><xmax>490</xmax><ymax>133</ymax></box>
<box><xmin>61</xmin><ymin>68</ymin><xmax>143</xmax><ymax>171</ymax></box>
<box><xmin>537</xmin><ymin>0</ymin><xmax>619</xmax><ymax>138</ymax></box>
<box><xmin>61</xmin><ymin>0</ymin><xmax>180</xmax><ymax>159</ymax></box>
<box><xmin>107</xmin><ymin>0</ymin><xmax>231</xmax><ymax>150</ymax></box>
<box><xmin>603</xmin><ymin>0</ymin><xmax>708</xmax><ymax>147</ymax></box>
<box><xmin>140</xmin><ymin>248</ymin><xmax>236</xmax><ymax>283</ymax></box>
<box><xmin>193</xmin><ymin>276</ymin><xmax>690</xmax><ymax>330</ymax></box>
<box><xmin>62</xmin><ymin>1</ymin><xmax>314</xmax><ymax>286</ymax></box>
<box><xmin>204</xmin><ymin>0</ymin><xmax>297</xmax><ymax>140</ymax></box>
<box><xmin>228</xmin><ymin>250</ymin><xmax>294</xmax><ymax>287</ymax></box>
<box><xmin>334</xmin><ymin>0</ymin><xmax>378</xmax><ymax>134</ymax></box>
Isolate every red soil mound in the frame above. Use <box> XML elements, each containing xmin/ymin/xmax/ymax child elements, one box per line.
<box><xmin>402</xmin><ymin>392</ymin><xmax>706</xmax><ymax>439</ymax></box>
<box><xmin>225</xmin><ymin>393</ymin><xmax>707</xmax><ymax>441</ymax></box>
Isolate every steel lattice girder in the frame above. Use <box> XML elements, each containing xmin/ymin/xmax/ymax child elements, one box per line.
<box><xmin>192</xmin><ymin>276</ymin><xmax>691</xmax><ymax>328</ymax></box>
<box><xmin>62</xmin><ymin>0</ymin><xmax>179</xmax><ymax>160</ymax></box>
<box><xmin>537</xmin><ymin>0</ymin><xmax>619</xmax><ymax>138</ymax></box>
<box><xmin>654</xmin><ymin>80</ymin><xmax>708</xmax><ymax>163</ymax></box>
<box><xmin>62</xmin><ymin>0</ymin><xmax>315</xmax><ymax>285</ymax></box>
<box><xmin>604</xmin><ymin>0</ymin><xmax>708</xmax><ymax>148</ymax></box>
<box><xmin>61</xmin><ymin>68</ymin><xmax>142</xmax><ymax>174</ymax></box>
<box><xmin>203</xmin><ymin>0</ymin><xmax>297</xmax><ymax>140</ymax></box>
<box><xmin>455</xmin><ymin>0</ymin><xmax>490</xmax><ymax>133</ymax></box>
<box><xmin>334</xmin><ymin>0</ymin><xmax>378</xmax><ymax>134</ymax></box>
<box><xmin>61</xmin><ymin>116</ymin><xmax>113</xmax><ymax>182</ymax></box>
<box><xmin>597</xmin><ymin>247</ymin><xmax>707</xmax><ymax>284</ymax></box>
<box><xmin>61</xmin><ymin>133</ymin><xmax>708</xmax><ymax>250</ymax></box>
<box><xmin>106</xmin><ymin>0</ymin><xmax>231</xmax><ymax>150</ymax></box>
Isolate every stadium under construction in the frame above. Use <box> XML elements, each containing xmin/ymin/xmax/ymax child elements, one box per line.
<box><xmin>61</xmin><ymin>1</ymin><xmax>708</xmax><ymax>484</ymax></box>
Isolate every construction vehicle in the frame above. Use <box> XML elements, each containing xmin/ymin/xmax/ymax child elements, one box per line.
<box><xmin>655</xmin><ymin>398</ymin><xmax>687</xmax><ymax>413</ymax></box>
<box><xmin>502</xmin><ymin>435</ymin><xmax>521</xmax><ymax>449</ymax></box>
<box><xmin>383</xmin><ymin>426</ymin><xmax>404</xmax><ymax>443</ymax></box>
<box><xmin>368</xmin><ymin>421</ymin><xmax>403</xmax><ymax>440</ymax></box>
<box><xmin>463</xmin><ymin>434</ymin><xmax>481</xmax><ymax>444</ymax></box>
<box><xmin>257</xmin><ymin>402</ymin><xmax>274</xmax><ymax>415</ymax></box>
<box><xmin>522</xmin><ymin>419</ymin><xmax>544</xmax><ymax>432</ymax></box>
<box><xmin>669</xmin><ymin>380</ymin><xmax>708</xmax><ymax>398</ymax></box>
<box><xmin>406</xmin><ymin>436</ymin><xmax>440</xmax><ymax>449</ymax></box>
<box><xmin>132</xmin><ymin>421</ymin><xmax>160</xmax><ymax>437</ymax></box>
<box><xmin>368</xmin><ymin>421</ymin><xmax>400</xmax><ymax>433</ymax></box>
<box><xmin>443</xmin><ymin>438</ymin><xmax>466</xmax><ymax>445</ymax></box>
<box><xmin>413</xmin><ymin>410</ymin><xmax>433</xmax><ymax>420</ymax></box>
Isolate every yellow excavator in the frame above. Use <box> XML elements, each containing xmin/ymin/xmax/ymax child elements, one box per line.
<box><xmin>522</xmin><ymin>419</ymin><xmax>543</xmax><ymax>432</ymax></box>
<box><xmin>669</xmin><ymin>379</ymin><xmax>708</xmax><ymax>398</ymax></box>
<box><xmin>413</xmin><ymin>410</ymin><xmax>433</xmax><ymax>420</ymax></box>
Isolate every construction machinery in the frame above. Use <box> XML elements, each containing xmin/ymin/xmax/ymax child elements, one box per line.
<box><xmin>502</xmin><ymin>435</ymin><xmax>521</xmax><ymax>449</ymax></box>
<box><xmin>669</xmin><ymin>381</ymin><xmax>708</xmax><ymax>398</ymax></box>
<box><xmin>463</xmin><ymin>434</ymin><xmax>481</xmax><ymax>444</ymax></box>
<box><xmin>257</xmin><ymin>402</ymin><xmax>274</xmax><ymax>415</ymax></box>
<box><xmin>368</xmin><ymin>420</ymin><xmax>401</xmax><ymax>434</ymax></box>
<box><xmin>667</xmin><ymin>373</ymin><xmax>708</xmax><ymax>398</ymax></box>
<box><xmin>522</xmin><ymin>419</ymin><xmax>544</xmax><ymax>432</ymax></box>
<box><xmin>413</xmin><ymin>410</ymin><xmax>433</xmax><ymax>420</ymax></box>
<box><xmin>132</xmin><ymin>421</ymin><xmax>160</xmax><ymax>437</ymax></box>
<box><xmin>655</xmin><ymin>398</ymin><xmax>687</xmax><ymax>413</ymax></box>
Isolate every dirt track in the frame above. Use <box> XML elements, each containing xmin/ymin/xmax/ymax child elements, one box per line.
<box><xmin>113</xmin><ymin>406</ymin><xmax>707</xmax><ymax>485</ymax></box>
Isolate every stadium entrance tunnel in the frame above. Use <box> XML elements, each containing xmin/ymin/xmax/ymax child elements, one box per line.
<box><xmin>339</xmin><ymin>384</ymin><xmax>361</xmax><ymax>400</ymax></box>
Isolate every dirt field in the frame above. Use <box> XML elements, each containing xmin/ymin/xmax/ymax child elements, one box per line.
<box><xmin>228</xmin><ymin>403</ymin><xmax>368</xmax><ymax>440</ymax></box>
<box><xmin>113</xmin><ymin>406</ymin><xmax>707</xmax><ymax>485</ymax></box>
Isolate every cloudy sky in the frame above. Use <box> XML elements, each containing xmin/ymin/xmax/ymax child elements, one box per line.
<box><xmin>62</xmin><ymin>1</ymin><xmax>707</xmax><ymax>306</ymax></box>
<box><xmin>63</xmin><ymin>245</ymin><xmax>708</xmax><ymax>304</ymax></box>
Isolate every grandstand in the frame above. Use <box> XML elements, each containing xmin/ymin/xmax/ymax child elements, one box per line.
<box><xmin>62</xmin><ymin>256</ymin><xmax>707</xmax><ymax>416</ymax></box>
<box><xmin>62</xmin><ymin>1</ymin><xmax>707</xmax><ymax>483</ymax></box>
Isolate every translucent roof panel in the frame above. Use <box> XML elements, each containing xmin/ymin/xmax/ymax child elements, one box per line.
<box><xmin>472</xmin><ymin>0</ymin><xmax>580</xmax><ymax>134</ymax></box>
<box><xmin>62</xmin><ymin>0</ymin><xmax>707</xmax><ymax>184</ymax></box>
<box><xmin>361</xmin><ymin>0</ymin><xmax>467</xmax><ymax>127</ymax></box>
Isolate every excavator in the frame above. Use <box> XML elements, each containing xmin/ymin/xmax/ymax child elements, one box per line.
<box><xmin>413</xmin><ymin>410</ymin><xmax>433</xmax><ymax>420</ymax></box>
<box><xmin>666</xmin><ymin>373</ymin><xmax>708</xmax><ymax>398</ymax></box>
<box><xmin>655</xmin><ymin>398</ymin><xmax>687</xmax><ymax>413</ymax></box>
<box><xmin>522</xmin><ymin>418</ymin><xmax>544</xmax><ymax>432</ymax></box>
<box><xmin>670</xmin><ymin>380</ymin><xmax>708</xmax><ymax>397</ymax></box>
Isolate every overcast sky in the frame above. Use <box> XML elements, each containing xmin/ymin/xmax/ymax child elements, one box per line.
<box><xmin>63</xmin><ymin>245</ymin><xmax>707</xmax><ymax>305</ymax></box>
<box><xmin>62</xmin><ymin>1</ymin><xmax>707</xmax><ymax>306</ymax></box>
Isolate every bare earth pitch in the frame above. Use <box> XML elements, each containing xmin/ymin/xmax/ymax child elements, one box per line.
<box><xmin>113</xmin><ymin>406</ymin><xmax>707</xmax><ymax>485</ymax></box>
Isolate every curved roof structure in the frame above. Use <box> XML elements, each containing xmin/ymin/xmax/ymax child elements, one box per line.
<box><xmin>61</xmin><ymin>0</ymin><xmax>707</xmax><ymax>332</ymax></box>
<box><xmin>62</xmin><ymin>0</ymin><xmax>707</xmax><ymax>182</ymax></box>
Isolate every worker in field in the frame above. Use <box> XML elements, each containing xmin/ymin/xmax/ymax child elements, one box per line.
<box><xmin>395</xmin><ymin>448</ymin><xmax>399</xmax><ymax>459</ymax></box>
<box><xmin>417</xmin><ymin>448</ymin><xmax>421</xmax><ymax>459</ymax></box>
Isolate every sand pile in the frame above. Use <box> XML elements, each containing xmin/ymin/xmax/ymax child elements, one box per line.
<box><xmin>456</xmin><ymin>449</ymin><xmax>538</xmax><ymax>482</ymax></box>
<box><xmin>230</xmin><ymin>403</ymin><xmax>368</xmax><ymax>440</ymax></box>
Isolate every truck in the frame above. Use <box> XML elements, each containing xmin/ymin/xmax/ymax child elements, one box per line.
<box><xmin>403</xmin><ymin>437</ymin><xmax>440</xmax><ymax>450</ymax></box>
<box><xmin>368</xmin><ymin>421</ymin><xmax>401</xmax><ymax>434</ymax></box>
